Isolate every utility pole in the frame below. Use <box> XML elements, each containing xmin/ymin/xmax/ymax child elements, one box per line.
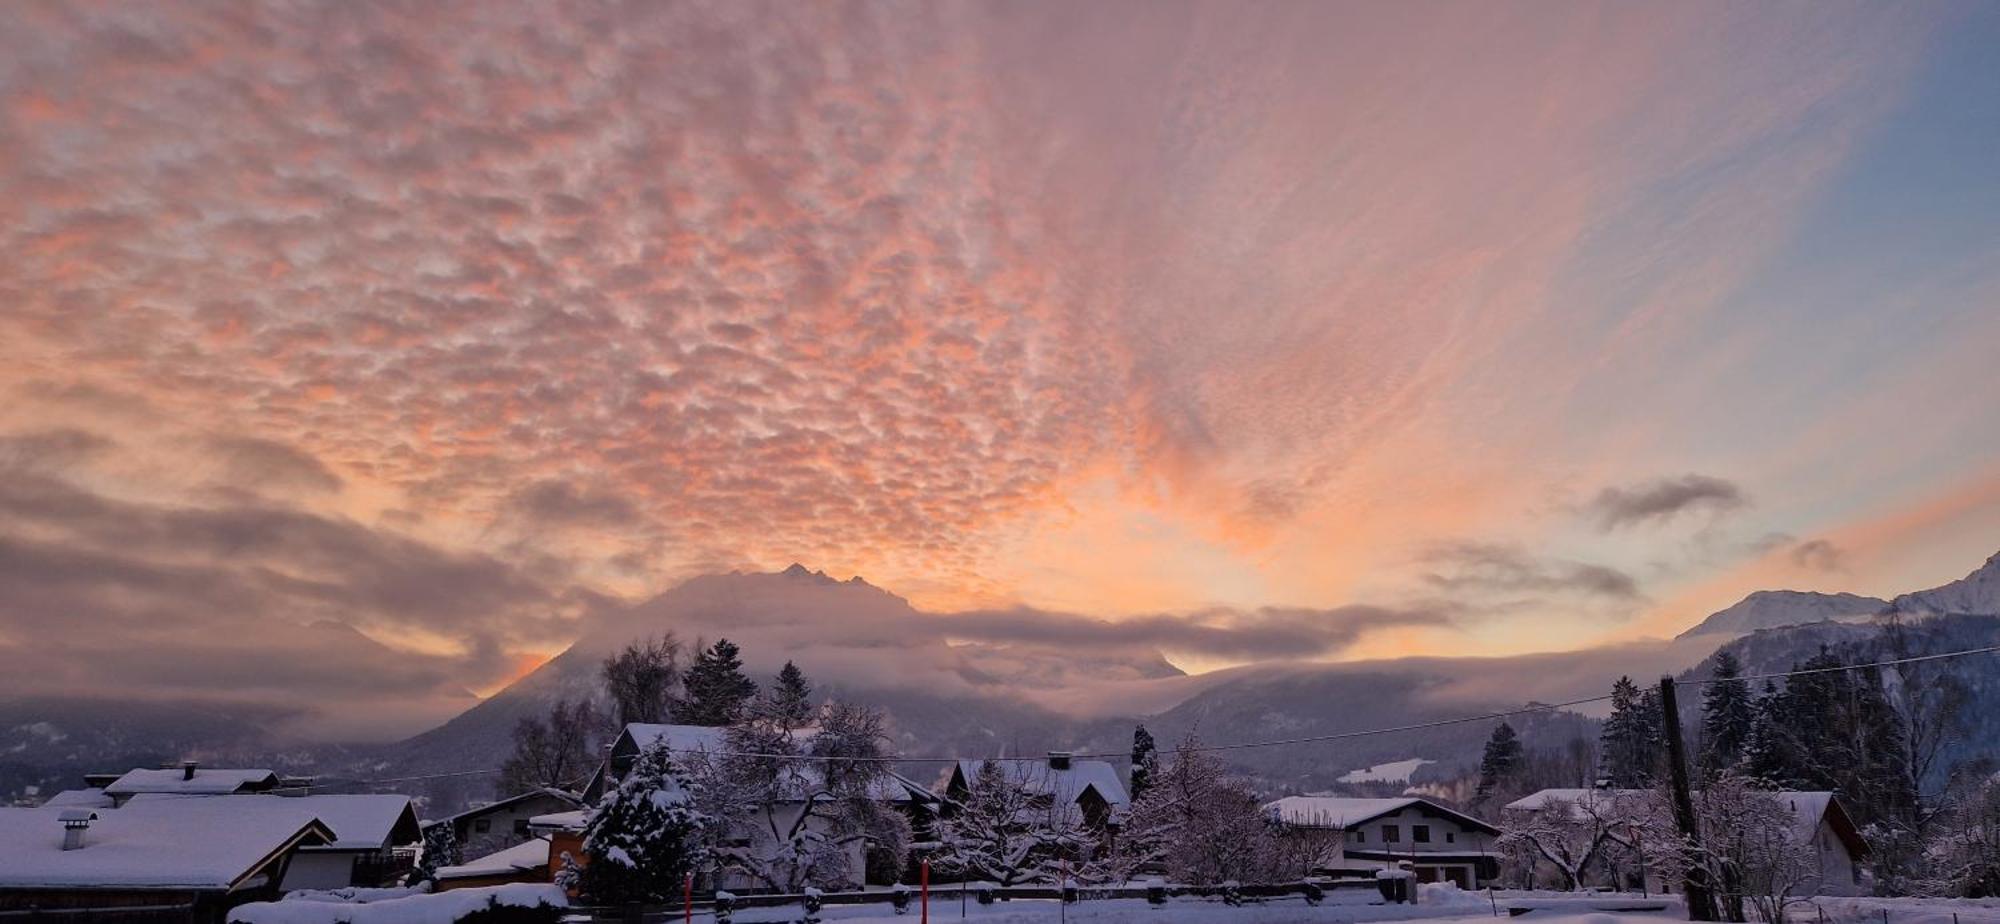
<box><xmin>1659</xmin><ymin>676</ymin><xmax>1717</xmax><ymax>921</ymax></box>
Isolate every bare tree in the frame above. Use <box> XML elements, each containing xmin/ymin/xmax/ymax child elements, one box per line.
<box><xmin>498</xmin><ymin>698</ymin><xmax>606</xmax><ymax>798</ymax></box>
<box><xmin>601</xmin><ymin>634</ymin><xmax>682</xmax><ymax>726</ymax></box>
<box><xmin>688</xmin><ymin>695</ymin><xmax>900</xmax><ymax>892</ymax></box>
<box><xmin>1498</xmin><ymin>790</ymin><xmax>1640</xmax><ymax>891</ymax></box>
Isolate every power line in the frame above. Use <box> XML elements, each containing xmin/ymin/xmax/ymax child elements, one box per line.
<box><xmin>1679</xmin><ymin>642</ymin><xmax>2000</xmax><ymax>686</ymax></box>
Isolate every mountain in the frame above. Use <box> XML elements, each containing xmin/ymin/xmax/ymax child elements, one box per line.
<box><xmin>1890</xmin><ymin>551</ymin><xmax>2000</xmax><ymax>617</ymax></box>
<box><xmin>1674</xmin><ymin>590</ymin><xmax>1888</xmax><ymax>639</ymax></box>
<box><xmin>0</xmin><ymin>697</ymin><xmax>346</xmax><ymax>805</ymax></box>
<box><xmin>376</xmin><ymin>566</ymin><xmax>1188</xmax><ymax>808</ymax></box>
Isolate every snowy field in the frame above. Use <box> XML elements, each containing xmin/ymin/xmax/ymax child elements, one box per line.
<box><xmin>1337</xmin><ymin>758</ymin><xmax>1435</xmax><ymax>784</ymax></box>
<box><xmin>229</xmin><ymin>884</ymin><xmax>2000</xmax><ymax>924</ymax></box>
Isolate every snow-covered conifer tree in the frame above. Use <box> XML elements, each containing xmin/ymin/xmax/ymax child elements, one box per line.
<box><xmin>578</xmin><ymin>736</ymin><xmax>707</xmax><ymax>904</ymax></box>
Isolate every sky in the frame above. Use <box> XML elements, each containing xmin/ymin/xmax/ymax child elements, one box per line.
<box><xmin>2</xmin><ymin>0</ymin><xmax>1998</xmax><ymax>736</ymax></box>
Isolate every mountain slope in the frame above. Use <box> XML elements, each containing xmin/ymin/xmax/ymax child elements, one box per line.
<box><xmin>1675</xmin><ymin>590</ymin><xmax>1887</xmax><ymax>639</ymax></box>
<box><xmin>1890</xmin><ymin>551</ymin><xmax>2000</xmax><ymax>617</ymax></box>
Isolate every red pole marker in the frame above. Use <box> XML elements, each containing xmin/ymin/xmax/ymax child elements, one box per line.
<box><xmin>921</xmin><ymin>858</ymin><xmax>930</xmax><ymax>924</ymax></box>
<box><xmin>684</xmin><ymin>872</ymin><xmax>693</xmax><ymax>924</ymax></box>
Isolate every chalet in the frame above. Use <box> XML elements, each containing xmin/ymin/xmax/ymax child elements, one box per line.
<box><xmin>434</xmin><ymin>787</ymin><xmax>584</xmax><ymax>858</ymax></box>
<box><xmin>0</xmin><ymin>798</ymin><xmax>334</xmax><ymax>923</ymax></box>
<box><xmin>1264</xmin><ymin>795</ymin><xmax>1503</xmax><ymax>889</ymax></box>
<box><xmin>1502</xmin><ymin>788</ymin><xmax>1868</xmax><ymax>896</ymax></box>
<box><xmin>938</xmin><ymin>752</ymin><xmax>1131</xmax><ymax>831</ymax></box>
<box><xmin>268</xmin><ymin>795</ymin><xmax>422</xmax><ymax>892</ymax></box>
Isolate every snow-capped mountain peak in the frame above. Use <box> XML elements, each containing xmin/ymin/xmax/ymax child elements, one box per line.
<box><xmin>1889</xmin><ymin>550</ymin><xmax>2000</xmax><ymax>617</ymax></box>
<box><xmin>1676</xmin><ymin>589</ymin><xmax>1887</xmax><ymax>639</ymax></box>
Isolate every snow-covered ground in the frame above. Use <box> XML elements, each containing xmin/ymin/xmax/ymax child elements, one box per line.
<box><xmin>1338</xmin><ymin>758</ymin><xmax>1434</xmax><ymax>785</ymax></box>
<box><xmin>231</xmin><ymin>883</ymin><xmax>566</xmax><ymax>923</ymax></box>
<box><xmin>638</xmin><ymin>891</ymin><xmax>2000</xmax><ymax>924</ymax></box>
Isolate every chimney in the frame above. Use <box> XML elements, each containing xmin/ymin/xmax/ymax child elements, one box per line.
<box><xmin>59</xmin><ymin>810</ymin><xmax>95</xmax><ymax>850</ymax></box>
<box><xmin>1047</xmin><ymin>751</ymin><xmax>1073</xmax><ymax>771</ymax></box>
<box><xmin>181</xmin><ymin>760</ymin><xmax>198</xmax><ymax>781</ymax></box>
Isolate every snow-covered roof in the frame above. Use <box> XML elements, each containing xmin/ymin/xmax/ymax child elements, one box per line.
<box><xmin>1263</xmin><ymin>796</ymin><xmax>1500</xmax><ymax>834</ymax></box>
<box><xmin>0</xmin><ymin>799</ymin><xmax>333</xmax><ymax>890</ymax></box>
<box><xmin>436</xmin><ymin>837</ymin><xmax>551</xmax><ymax>880</ymax></box>
<box><xmin>950</xmin><ymin>758</ymin><xmax>1130</xmax><ymax>809</ymax></box>
<box><xmin>1503</xmin><ymin>788</ymin><xmax>1649</xmax><ymax>818</ymax></box>
<box><xmin>279</xmin><ymin>795</ymin><xmax>420</xmax><ymax>850</ymax></box>
<box><xmin>41</xmin><ymin>788</ymin><xmax>113</xmax><ymax>809</ymax></box>
<box><xmin>103</xmin><ymin>767</ymin><xmax>279</xmax><ymax>797</ymax></box>
<box><xmin>1504</xmin><ymin>787</ymin><xmax>1866</xmax><ymax>856</ymax></box>
<box><xmin>527</xmin><ymin>809</ymin><xmax>590</xmax><ymax>832</ymax></box>
<box><xmin>620</xmin><ymin>723</ymin><xmax>728</xmax><ymax>756</ymax></box>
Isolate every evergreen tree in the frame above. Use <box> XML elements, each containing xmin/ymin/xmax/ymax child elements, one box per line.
<box><xmin>578</xmin><ymin>737</ymin><xmax>707</xmax><ymax>904</ymax></box>
<box><xmin>1129</xmin><ymin>724</ymin><xmax>1159</xmax><ymax>804</ymax></box>
<box><xmin>1743</xmin><ymin>648</ymin><xmax>1917</xmax><ymax>828</ymax></box>
<box><xmin>1742</xmin><ymin>680</ymin><xmax>1792</xmax><ymax>786</ymax></box>
<box><xmin>1699</xmin><ymin>651</ymin><xmax>1755</xmax><ymax>776</ymax></box>
<box><xmin>676</xmin><ymin>638</ymin><xmax>758</xmax><ymax>726</ymax></box>
<box><xmin>1599</xmin><ymin>676</ymin><xmax>1661</xmax><ymax>788</ymax></box>
<box><xmin>756</xmin><ymin>661</ymin><xmax>816</xmax><ymax>732</ymax></box>
<box><xmin>413</xmin><ymin>821</ymin><xmax>460</xmax><ymax>884</ymax></box>
<box><xmin>1474</xmin><ymin>721</ymin><xmax>1525</xmax><ymax>807</ymax></box>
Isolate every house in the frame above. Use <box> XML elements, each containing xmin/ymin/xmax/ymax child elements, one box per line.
<box><xmin>1501</xmin><ymin>788</ymin><xmax>1870</xmax><ymax>896</ymax></box>
<box><xmin>0</xmin><ymin>798</ymin><xmax>334</xmax><ymax>923</ymax></box>
<box><xmin>581</xmin><ymin>722</ymin><xmax>729</xmax><ymax>801</ymax></box>
<box><xmin>434</xmin><ymin>787</ymin><xmax>584</xmax><ymax>859</ymax></box>
<box><xmin>101</xmin><ymin>764</ymin><xmax>283</xmax><ymax>807</ymax></box>
<box><xmin>268</xmin><ymin>795</ymin><xmax>423</xmax><ymax>892</ymax></box>
<box><xmin>938</xmin><ymin>752</ymin><xmax>1131</xmax><ymax>831</ymax></box>
<box><xmin>1264</xmin><ymin>795</ymin><xmax>1503</xmax><ymax>888</ymax></box>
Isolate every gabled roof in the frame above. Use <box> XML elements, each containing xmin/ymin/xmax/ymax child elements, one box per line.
<box><xmin>616</xmin><ymin>723</ymin><xmax>729</xmax><ymax>756</ymax></box>
<box><xmin>1778</xmin><ymin>791</ymin><xmax>1869</xmax><ymax>859</ymax></box>
<box><xmin>436</xmin><ymin>788</ymin><xmax>583</xmax><ymax>827</ymax></box>
<box><xmin>947</xmin><ymin>759</ymin><xmax>1130</xmax><ymax>809</ymax></box>
<box><xmin>0</xmin><ymin>799</ymin><xmax>333</xmax><ymax>891</ymax></box>
<box><xmin>280</xmin><ymin>795</ymin><xmax>421</xmax><ymax>849</ymax></box>
<box><xmin>103</xmin><ymin>768</ymin><xmax>279</xmax><ymax>797</ymax></box>
<box><xmin>1263</xmin><ymin>796</ymin><xmax>1501</xmax><ymax>835</ymax></box>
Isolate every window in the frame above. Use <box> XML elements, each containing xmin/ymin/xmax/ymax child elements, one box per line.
<box><xmin>514</xmin><ymin>819</ymin><xmax>530</xmax><ymax>836</ymax></box>
<box><xmin>1445</xmin><ymin>832</ymin><xmax>1456</xmax><ymax>843</ymax></box>
<box><xmin>474</xmin><ymin>818</ymin><xmax>491</xmax><ymax>834</ymax></box>
<box><xmin>1382</xmin><ymin>824</ymin><xmax>1401</xmax><ymax>843</ymax></box>
<box><xmin>1413</xmin><ymin>825</ymin><xmax>1431</xmax><ymax>843</ymax></box>
<box><xmin>1353</xmin><ymin>829</ymin><xmax>1365</xmax><ymax>843</ymax></box>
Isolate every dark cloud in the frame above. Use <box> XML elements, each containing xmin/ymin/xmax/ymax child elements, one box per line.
<box><xmin>1421</xmin><ymin>542</ymin><xmax>1642</xmax><ymax>600</ymax></box>
<box><xmin>0</xmin><ymin>428</ymin><xmax>115</xmax><ymax>470</ymax></box>
<box><xmin>0</xmin><ymin>470</ymin><xmax>580</xmax><ymax>738</ymax></box>
<box><xmin>935</xmin><ymin>603</ymin><xmax>1452</xmax><ymax>662</ymax></box>
<box><xmin>1584</xmin><ymin>475</ymin><xmax>1748</xmax><ymax>530</ymax></box>
<box><xmin>1789</xmin><ymin>538</ymin><xmax>1847</xmax><ymax>573</ymax></box>
<box><xmin>208</xmin><ymin>435</ymin><xmax>344</xmax><ymax>494</ymax></box>
<box><xmin>507</xmin><ymin>479</ymin><xmax>640</xmax><ymax>528</ymax></box>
